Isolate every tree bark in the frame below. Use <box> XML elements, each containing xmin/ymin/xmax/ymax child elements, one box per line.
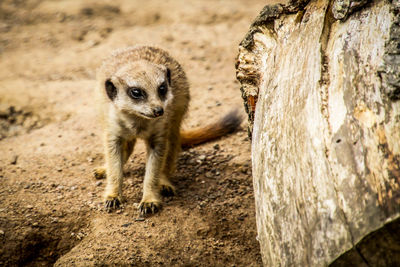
<box><xmin>236</xmin><ymin>0</ymin><xmax>400</xmax><ymax>266</ymax></box>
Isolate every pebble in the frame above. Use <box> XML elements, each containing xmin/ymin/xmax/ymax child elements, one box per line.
<box><xmin>57</xmin><ymin>185</ymin><xmax>64</xmax><ymax>190</ymax></box>
<box><xmin>0</xmin><ymin>229</ymin><xmax>4</xmax><ymax>235</ymax></box>
<box><xmin>198</xmin><ymin>155</ymin><xmax>206</xmax><ymax>161</ymax></box>
<box><xmin>205</xmin><ymin>172</ymin><xmax>213</xmax><ymax>178</ymax></box>
<box><xmin>95</xmin><ymin>181</ymin><xmax>103</xmax><ymax>186</ymax></box>
<box><xmin>10</xmin><ymin>155</ymin><xmax>18</xmax><ymax>165</ymax></box>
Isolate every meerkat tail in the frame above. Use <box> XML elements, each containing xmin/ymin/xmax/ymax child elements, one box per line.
<box><xmin>180</xmin><ymin>109</ymin><xmax>243</xmax><ymax>148</ymax></box>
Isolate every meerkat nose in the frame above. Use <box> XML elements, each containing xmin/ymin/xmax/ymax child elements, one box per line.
<box><xmin>153</xmin><ymin>107</ymin><xmax>164</xmax><ymax>117</ymax></box>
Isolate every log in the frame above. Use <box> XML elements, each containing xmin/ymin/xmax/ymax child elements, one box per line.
<box><xmin>236</xmin><ymin>0</ymin><xmax>400</xmax><ymax>265</ymax></box>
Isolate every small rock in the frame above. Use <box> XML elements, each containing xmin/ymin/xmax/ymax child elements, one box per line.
<box><xmin>122</xmin><ymin>222</ymin><xmax>132</xmax><ymax>227</ymax></box>
<box><xmin>135</xmin><ymin>217</ymin><xmax>145</xmax><ymax>222</ymax></box>
<box><xmin>95</xmin><ymin>181</ymin><xmax>103</xmax><ymax>186</ymax></box>
<box><xmin>10</xmin><ymin>155</ymin><xmax>18</xmax><ymax>165</ymax></box>
<box><xmin>57</xmin><ymin>168</ymin><xmax>62</xmax><ymax>172</ymax></box>
<box><xmin>0</xmin><ymin>229</ymin><xmax>4</xmax><ymax>235</ymax></box>
<box><xmin>70</xmin><ymin>186</ymin><xmax>77</xmax><ymax>190</ymax></box>
<box><xmin>198</xmin><ymin>155</ymin><xmax>206</xmax><ymax>161</ymax></box>
<box><xmin>57</xmin><ymin>185</ymin><xmax>64</xmax><ymax>190</ymax></box>
<box><xmin>213</xmin><ymin>144</ymin><xmax>220</xmax><ymax>150</ymax></box>
<box><xmin>205</xmin><ymin>172</ymin><xmax>213</xmax><ymax>178</ymax></box>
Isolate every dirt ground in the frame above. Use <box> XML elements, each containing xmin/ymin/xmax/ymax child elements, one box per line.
<box><xmin>0</xmin><ymin>0</ymin><xmax>274</xmax><ymax>265</ymax></box>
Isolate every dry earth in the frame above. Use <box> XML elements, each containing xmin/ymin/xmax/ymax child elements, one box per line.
<box><xmin>0</xmin><ymin>0</ymin><xmax>276</xmax><ymax>265</ymax></box>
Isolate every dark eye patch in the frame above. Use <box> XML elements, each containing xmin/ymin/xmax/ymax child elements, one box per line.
<box><xmin>105</xmin><ymin>79</ymin><xmax>117</xmax><ymax>101</ymax></box>
<box><xmin>158</xmin><ymin>82</ymin><xmax>168</xmax><ymax>99</ymax></box>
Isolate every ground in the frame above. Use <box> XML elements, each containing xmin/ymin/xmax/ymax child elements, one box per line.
<box><xmin>0</xmin><ymin>0</ymin><xmax>273</xmax><ymax>265</ymax></box>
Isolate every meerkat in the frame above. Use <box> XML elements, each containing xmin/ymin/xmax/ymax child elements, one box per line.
<box><xmin>94</xmin><ymin>45</ymin><xmax>241</xmax><ymax>214</ymax></box>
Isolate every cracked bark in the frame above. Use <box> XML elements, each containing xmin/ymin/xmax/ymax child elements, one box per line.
<box><xmin>236</xmin><ymin>0</ymin><xmax>400</xmax><ymax>266</ymax></box>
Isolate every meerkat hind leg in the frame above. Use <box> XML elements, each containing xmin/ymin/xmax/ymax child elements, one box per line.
<box><xmin>122</xmin><ymin>139</ymin><xmax>135</xmax><ymax>165</ymax></box>
<box><xmin>159</xmin><ymin>127</ymin><xmax>180</xmax><ymax>196</ymax></box>
<box><xmin>94</xmin><ymin>167</ymin><xmax>106</xmax><ymax>179</ymax></box>
<box><xmin>93</xmin><ymin>139</ymin><xmax>135</xmax><ymax>180</ymax></box>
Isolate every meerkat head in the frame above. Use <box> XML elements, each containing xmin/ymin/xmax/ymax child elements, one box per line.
<box><xmin>104</xmin><ymin>60</ymin><xmax>172</xmax><ymax>119</ymax></box>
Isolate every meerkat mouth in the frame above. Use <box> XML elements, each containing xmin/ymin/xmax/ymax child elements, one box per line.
<box><xmin>139</xmin><ymin>112</ymin><xmax>160</xmax><ymax>119</ymax></box>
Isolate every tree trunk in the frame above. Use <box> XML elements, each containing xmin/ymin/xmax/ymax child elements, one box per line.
<box><xmin>236</xmin><ymin>0</ymin><xmax>400</xmax><ymax>266</ymax></box>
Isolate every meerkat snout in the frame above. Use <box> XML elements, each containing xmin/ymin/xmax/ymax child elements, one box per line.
<box><xmin>153</xmin><ymin>106</ymin><xmax>164</xmax><ymax>117</ymax></box>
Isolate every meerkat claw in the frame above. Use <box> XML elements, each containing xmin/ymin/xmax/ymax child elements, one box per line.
<box><xmin>105</xmin><ymin>198</ymin><xmax>121</xmax><ymax>212</ymax></box>
<box><xmin>139</xmin><ymin>201</ymin><xmax>160</xmax><ymax>215</ymax></box>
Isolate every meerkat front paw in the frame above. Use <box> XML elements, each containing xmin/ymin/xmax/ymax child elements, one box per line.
<box><xmin>139</xmin><ymin>196</ymin><xmax>161</xmax><ymax>215</ymax></box>
<box><xmin>93</xmin><ymin>167</ymin><xmax>106</xmax><ymax>179</ymax></box>
<box><xmin>104</xmin><ymin>194</ymin><xmax>122</xmax><ymax>212</ymax></box>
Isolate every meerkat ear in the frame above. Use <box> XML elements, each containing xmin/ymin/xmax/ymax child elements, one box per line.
<box><xmin>166</xmin><ymin>68</ymin><xmax>171</xmax><ymax>85</ymax></box>
<box><xmin>105</xmin><ymin>79</ymin><xmax>117</xmax><ymax>101</ymax></box>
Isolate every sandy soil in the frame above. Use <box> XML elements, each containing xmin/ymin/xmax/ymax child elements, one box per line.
<box><xmin>0</xmin><ymin>0</ymin><xmax>273</xmax><ymax>265</ymax></box>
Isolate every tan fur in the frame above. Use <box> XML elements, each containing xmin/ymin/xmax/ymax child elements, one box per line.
<box><xmin>95</xmin><ymin>45</ymin><xmax>241</xmax><ymax>214</ymax></box>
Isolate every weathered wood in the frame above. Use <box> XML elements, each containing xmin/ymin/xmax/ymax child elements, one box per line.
<box><xmin>236</xmin><ymin>0</ymin><xmax>400</xmax><ymax>265</ymax></box>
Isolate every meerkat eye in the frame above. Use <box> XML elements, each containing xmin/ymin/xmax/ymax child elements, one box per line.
<box><xmin>158</xmin><ymin>82</ymin><xmax>168</xmax><ymax>97</ymax></box>
<box><xmin>128</xmin><ymin>88</ymin><xmax>146</xmax><ymax>100</ymax></box>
